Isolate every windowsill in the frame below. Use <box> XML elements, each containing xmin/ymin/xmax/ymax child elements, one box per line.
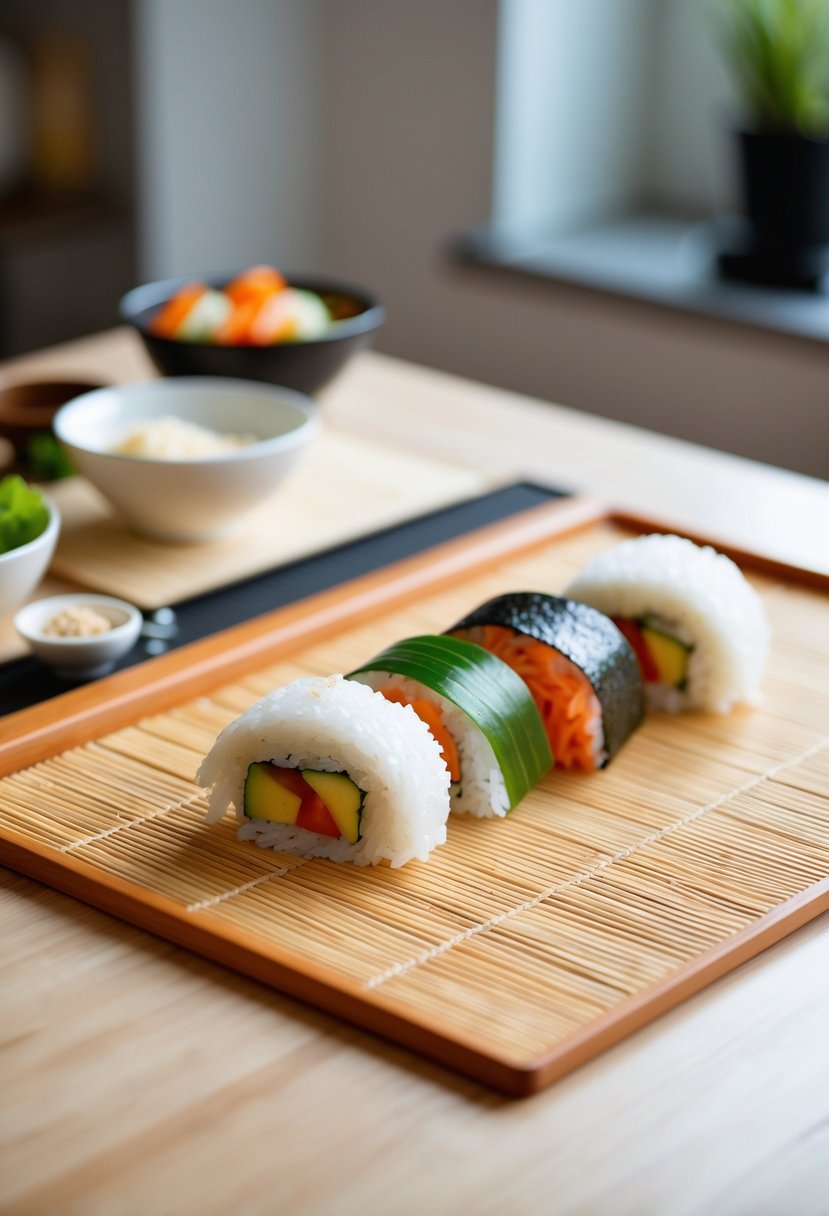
<box><xmin>456</xmin><ymin>213</ymin><xmax>829</xmax><ymax>347</ymax></box>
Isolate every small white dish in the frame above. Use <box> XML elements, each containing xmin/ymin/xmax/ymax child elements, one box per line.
<box><xmin>0</xmin><ymin>491</ymin><xmax>60</xmax><ymax>619</ymax></box>
<box><xmin>14</xmin><ymin>593</ymin><xmax>143</xmax><ymax>679</ymax></box>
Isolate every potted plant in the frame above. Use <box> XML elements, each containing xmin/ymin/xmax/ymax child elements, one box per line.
<box><xmin>714</xmin><ymin>0</ymin><xmax>829</xmax><ymax>288</ymax></box>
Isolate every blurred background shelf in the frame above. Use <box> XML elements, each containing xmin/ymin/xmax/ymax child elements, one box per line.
<box><xmin>0</xmin><ymin>0</ymin><xmax>136</xmax><ymax>356</ymax></box>
<box><xmin>0</xmin><ymin>186</ymin><xmax>134</xmax><ymax>357</ymax></box>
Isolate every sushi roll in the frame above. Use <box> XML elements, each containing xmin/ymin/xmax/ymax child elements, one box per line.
<box><xmin>564</xmin><ymin>533</ymin><xmax>771</xmax><ymax>714</ymax></box>
<box><xmin>348</xmin><ymin>635</ymin><xmax>552</xmax><ymax>818</ymax></box>
<box><xmin>197</xmin><ymin>674</ymin><xmax>451</xmax><ymax>866</ymax></box>
<box><xmin>449</xmin><ymin>594</ymin><xmax>644</xmax><ymax>771</ymax></box>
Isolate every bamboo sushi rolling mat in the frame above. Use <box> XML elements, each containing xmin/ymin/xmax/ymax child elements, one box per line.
<box><xmin>1</xmin><ymin>503</ymin><xmax>827</xmax><ymax>1095</ymax></box>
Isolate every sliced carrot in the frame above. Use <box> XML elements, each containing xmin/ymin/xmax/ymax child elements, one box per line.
<box><xmin>457</xmin><ymin>625</ymin><xmax>602</xmax><ymax>772</ymax></box>
<box><xmin>247</xmin><ymin>291</ymin><xmax>295</xmax><ymax>344</ymax></box>
<box><xmin>410</xmin><ymin>697</ymin><xmax>461</xmax><ymax>782</ymax></box>
<box><xmin>381</xmin><ymin>687</ymin><xmax>461</xmax><ymax>781</ymax></box>
<box><xmin>225</xmin><ymin>265</ymin><xmax>286</xmax><ymax>306</ymax></box>
<box><xmin>214</xmin><ymin>297</ymin><xmax>262</xmax><ymax>344</ymax></box>
<box><xmin>148</xmin><ymin>283</ymin><xmax>207</xmax><ymax>338</ymax></box>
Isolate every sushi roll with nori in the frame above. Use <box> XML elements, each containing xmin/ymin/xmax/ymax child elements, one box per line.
<box><xmin>564</xmin><ymin>533</ymin><xmax>771</xmax><ymax>714</ymax></box>
<box><xmin>348</xmin><ymin>635</ymin><xmax>552</xmax><ymax>818</ymax></box>
<box><xmin>449</xmin><ymin>594</ymin><xmax>644</xmax><ymax>770</ymax></box>
<box><xmin>197</xmin><ymin>674</ymin><xmax>451</xmax><ymax>866</ymax></box>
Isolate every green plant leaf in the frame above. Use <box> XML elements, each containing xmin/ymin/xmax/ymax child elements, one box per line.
<box><xmin>712</xmin><ymin>0</ymin><xmax>829</xmax><ymax>135</ymax></box>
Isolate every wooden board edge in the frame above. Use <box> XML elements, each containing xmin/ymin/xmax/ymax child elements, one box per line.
<box><xmin>517</xmin><ymin>876</ymin><xmax>829</xmax><ymax>1095</ymax></box>
<box><xmin>4</xmin><ymin>824</ymin><xmax>828</xmax><ymax>1098</ymax></box>
<box><xmin>0</xmin><ymin>830</ymin><xmax>533</xmax><ymax>1097</ymax></box>
<box><xmin>610</xmin><ymin>509</ymin><xmax>829</xmax><ymax>591</ymax></box>
<box><xmin>0</xmin><ymin>494</ymin><xmax>607</xmax><ymax>776</ymax></box>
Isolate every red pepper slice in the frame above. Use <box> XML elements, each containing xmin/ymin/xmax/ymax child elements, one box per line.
<box><xmin>265</xmin><ymin>766</ymin><xmax>311</xmax><ymax>800</ymax></box>
<box><xmin>296</xmin><ymin>792</ymin><xmax>341</xmax><ymax>838</ymax></box>
<box><xmin>612</xmin><ymin>617</ymin><xmax>660</xmax><ymax>683</ymax></box>
<box><xmin>264</xmin><ymin>765</ymin><xmax>343</xmax><ymax>838</ymax></box>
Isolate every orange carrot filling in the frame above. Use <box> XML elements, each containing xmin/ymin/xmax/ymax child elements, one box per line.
<box><xmin>380</xmin><ymin>687</ymin><xmax>461</xmax><ymax>781</ymax></box>
<box><xmin>453</xmin><ymin>625</ymin><xmax>602</xmax><ymax>772</ymax></box>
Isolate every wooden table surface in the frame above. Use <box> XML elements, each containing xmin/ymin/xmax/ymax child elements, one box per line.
<box><xmin>2</xmin><ymin>330</ymin><xmax>828</xmax><ymax>1215</ymax></box>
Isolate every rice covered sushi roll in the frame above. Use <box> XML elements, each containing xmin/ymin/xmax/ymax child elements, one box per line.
<box><xmin>348</xmin><ymin>635</ymin><xmax>552</xmax><ymax>818</ymax></box>
<box><xmin>197</xmin><ymin>674</ymin><xmax>451</xmax><ymax>866</ymax></box>
<box><xmin>449</xmin><ymin>594</ymin><xmax>644</xmax><ymax>770</ymax></box>
<box><xmin>564</xmin><ymin>533</ymin><xmax>771</xmax><ymax>714</ymax></box>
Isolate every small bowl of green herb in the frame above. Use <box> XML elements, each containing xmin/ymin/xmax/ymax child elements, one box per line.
<box><xmin>0</xmin><ymin>475</ymin><xmax>61</xmax><ymax>619</ymax></box>
<box><xmin>0</xmin><ymin>380</ymin><xmax>104</xmax><ymax>479</ymax></box>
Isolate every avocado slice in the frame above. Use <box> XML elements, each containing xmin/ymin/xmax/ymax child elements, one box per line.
<box><xmin>301</xmin><ymin>770</ymin><xmax>363</xmax><ymax>844</ymax></box>
<box><xmin>243</xmin><ymin>762</ymin><xmax>302</xmax><ymax>823</ymax></box>
<box><xmin>640</xmin><ymin>627</ymin><xmax>690</xmax><ymax>688</ymax></box>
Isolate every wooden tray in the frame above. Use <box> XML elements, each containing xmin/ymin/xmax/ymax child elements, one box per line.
<box><xmin>1</xmin><ymin>498</ymin><xmax>828</xmax><ymax>1097</ymax></box>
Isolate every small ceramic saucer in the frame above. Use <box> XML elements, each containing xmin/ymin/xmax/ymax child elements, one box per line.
<box><xmin>14</xmin><ymin>593</ymin><xmax>143</xmax><ymax>680</ymax></box>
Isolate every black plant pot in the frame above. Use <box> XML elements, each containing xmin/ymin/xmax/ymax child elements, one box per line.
<box><xmin>718</xmin><ymin>128</ymin><xmax>829</xmax><ymax>289</ymax></box>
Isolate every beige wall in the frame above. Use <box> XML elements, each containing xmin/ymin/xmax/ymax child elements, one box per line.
<box><xmin>316</xmin><ymin>0</ymin><xmax>829</xmax><ymax>481</ymax></box>
<box><xmin>134</xmin><ymin>0</ymin><xmax>323</xmax><ymax>279</ymax></box>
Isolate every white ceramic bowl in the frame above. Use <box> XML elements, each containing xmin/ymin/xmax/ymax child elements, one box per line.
<box><xmin>53</xmin><ymin>378</ymin><xmax>320</xmax><ymax>542</ymax></box>
<box><xmin>14</xmin><ymin>593</ymin><xmax>142</xmax><ymax>679</ymax></box>
<box><xmin>0</xmin><ymin>492</ymin><xmax>60</xmax><ymax>619</ymax></box>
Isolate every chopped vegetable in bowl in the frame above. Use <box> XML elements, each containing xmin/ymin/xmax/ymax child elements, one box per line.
<box><xmin>0</xmin><ymin>475</ymin><xmax>49</xmax><ymax>554</ymax></box>
<box><xmin>149</xmin><ymin>266</ymin><xmax>335</xmax><ymax>346</ymax></box>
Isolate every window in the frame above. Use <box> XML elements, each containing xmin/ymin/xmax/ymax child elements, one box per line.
<box><xmin>492</xmin><ymin>0</ymin><xmax>736</xmax><ymax>241</ymax></box>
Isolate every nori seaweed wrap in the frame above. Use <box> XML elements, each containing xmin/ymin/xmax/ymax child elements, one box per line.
<box><xmin>449</xmin><ymin>593</ymin><xmax>644</xmax><ymax>769</ymax></box>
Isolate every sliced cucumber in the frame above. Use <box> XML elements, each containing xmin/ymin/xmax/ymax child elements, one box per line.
<box><xmin>348</xmin><ymin>635</ymin><xmax>552</xmax><ymax>811</ymax></box>
<box><xmin>244</xmin><ymin>762</ymin><xmax>301</xmax><ymax>823</ymax></box>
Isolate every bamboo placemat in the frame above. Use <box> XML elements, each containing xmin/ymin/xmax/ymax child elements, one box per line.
<box><xmin>1</xmin><ymin>503</ymin><xmax>827</xmax><ymax>1095</ymax></box>
<box><xmin>48</xmin><ymin>427</ymin><xmax>490</xmax><ymax>609</ymax></box>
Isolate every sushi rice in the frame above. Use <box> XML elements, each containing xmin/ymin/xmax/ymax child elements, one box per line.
<box><xmin>197</xmin><ymin>674</ymin><xmax>451</xmax><ymax>866</ymax></box>
<box><xmin>565</xmin><ymin>533</ymin><xmax>771</xmax><ymax>714</ymax></box>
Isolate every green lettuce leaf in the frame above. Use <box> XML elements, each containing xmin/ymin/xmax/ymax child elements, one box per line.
<box><xmin>0</xmin><ymin>475</ymin><xmax>49</xmax><ymax>554</ymax></box>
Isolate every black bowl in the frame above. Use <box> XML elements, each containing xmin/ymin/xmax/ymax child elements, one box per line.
<box><xmin>120</xmin><ymin>273</ymin><xmax>385</xmax><ymax>396</ymax></box>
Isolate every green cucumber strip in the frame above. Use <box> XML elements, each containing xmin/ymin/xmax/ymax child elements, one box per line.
<box><xmin>348</xmin><ymin>635</ymin><xmax>552</xmax><ymax>809</ymax></box>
